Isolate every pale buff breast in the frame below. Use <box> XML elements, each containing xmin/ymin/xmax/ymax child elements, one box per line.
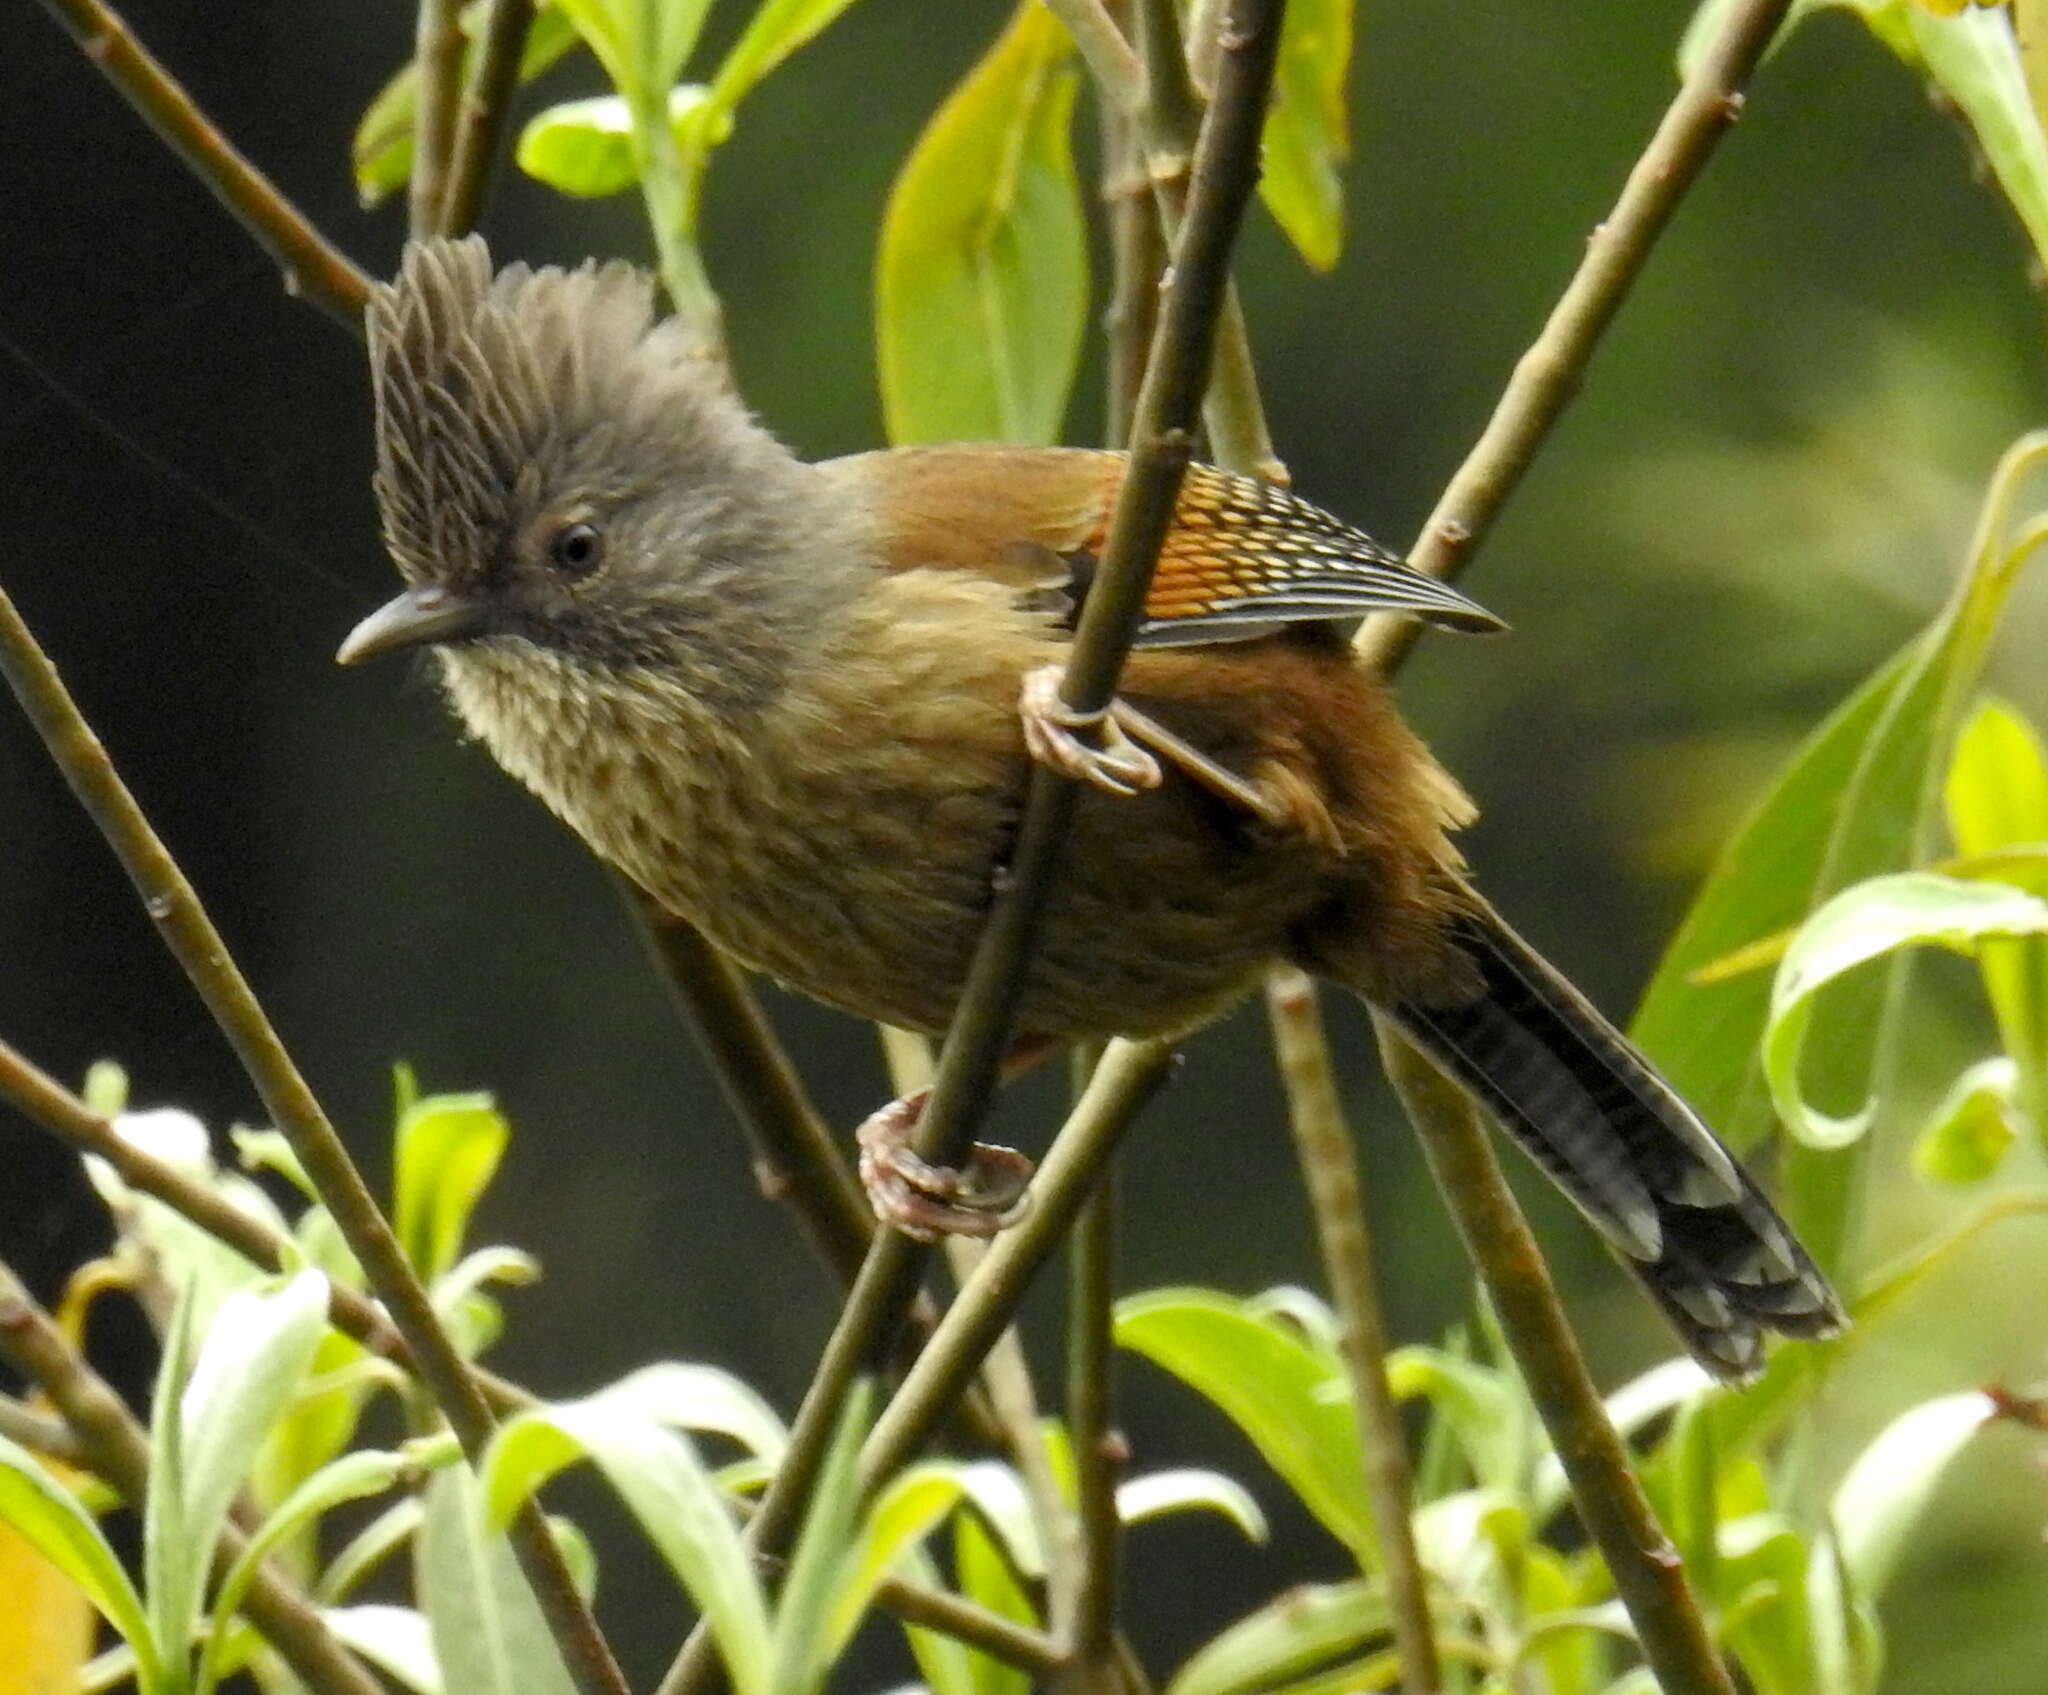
<box><xmin>432</xmin><ymin>573</ymin><xmax>1337</xmax><ymax>1043</ymax></box>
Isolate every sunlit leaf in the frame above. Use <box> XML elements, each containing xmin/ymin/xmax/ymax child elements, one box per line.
<box><xmin>322</xmin><ymin>1604</ymin><xmax>444</xmax><ymax>1695</ymax></box>
<box><xmin>199</xmin><ymin>1450</ymin><xmax>408</xmax><ymax>1695</ymax></box>
<box><xmin>824</xmin><ymin>1465</ymin><xmax>964</xmax><ymax>1656</ymax></box>
<box><xmin>352</xmin><ymin>4</ymin><xmax>581</xmax><ymax>207</ymax></box>
<box><xmin>1386</xmin><ymin>1345</ymin><xmax>1529</xmax><ymax>1496</ymax></box>
<box><xmin>1833</xmin><ymin>1391</ymin><xmax>1995</xmax><ymax>1597</ymax></box>
<box><xmin>319</xmin><ymin>1497</ymin><xmax>425</xmax><ymax>1603</ymax></box>
<box><xmin>1634</xmin><ymin>430</ymin><xmax>2048</xmax><ymax>1266</ymax></box>
<box><xmin>768</xmin><ymin>1381</ymin><xmax>871</xmax><ymax>1695</ymax></box>
<box><xmin>1258</xmin><ymin>0</ymin><xmax>1351</xmax><ymax>270</ymax></box>
<box><xmin>418</xmin><ymin>1467</ymin><xmax>578</xmax><ymax>1695</ymax></box>
<box><xmin>1946</xmin><ymin>695</ymin><xmax>2048</xmax><ymax>1125</ymax></box>
<box><xmin>952</xmin><ymin>1511</ymin><xmax>1035</xmax><ymax>1695</ymax></box>
<box><xmin>1117</xmin><ymin>1288</ymin><xmax>1372</xmax><ymax>1563</ymax></box>
<box><xmin>1912</xmin><ymin>1054</ymin><xmax>2022</xmax><ymax>1182</ymax></box>
<box><xmin>877</xmin><ymin>1</ymin><xmax>1087</xmax><ymax>444</ymax></box>
<box><xmin>0</xmin><ymin>1435</ymin><xmax>160</xmax><ymax>1691</ymax></box>
<box><xmin>0</xmin><ymin>1510</ymin><xmax>95</xmax><ymax>1695</ymax></box>
<box><xmin>1166</xmin><ymin>1578</ymin><xmax>1390</xmax><ymax>1695</ymax></box>
<box><xmin>394</xmin><ymin>1092</ymin><xmax>509</xmax><ymax>1282</ymax></box>
<box><xmin>1715</xmin><ymin>1514</ymin><xmax>1816</xmax><ymax>1695</ymax></box>
<box><xmin>1118</xmin><ymin>1468</ymin><xmax>1268</xmax><ymax>1544</ymax></box>
<box><xmin>481</xmin><ymin>1386</ymin><xmax>770</xmax><ymax>1695</ymax></box>
<box><xmin>148</xmin><ymin>1271</ymin><xmax>330</xmax><ymax>1673</ymax></box>
<box><xmin>552</xmin><ymin>0</ymin><xmax>711</xmax><ymax>95</ymax></box>
<box><xmin>516</xmin><ymin>85</ymin><xmax>716</xmax><ymax>197</ymax></box>
<box><xmin>934</xmin><ymin>1459</ymin><xmax>1044</xmax><ymax>1579</ymax></box>
<box><xmin>1765</xmin><ymin>872</ymin><xmax>2048</xmax><ymax>1146</ymax></box>
<box><xmin>708</xmin><ymin>0</ymin><xmax>867</xmax><ymax>113</ymax></box>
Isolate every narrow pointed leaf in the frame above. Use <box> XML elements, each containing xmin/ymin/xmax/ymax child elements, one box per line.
<box><xmin>394</xmin><ymin>1093</ymin><xmax>509</xmax><ymax>1282</ymax></box>
<box><xmin>1833</xmin><ymin>1390</ymin><xmax>1995</xmax><ymax>1597</ymax></box>
<box><xmin>709</xmin><ymin>0</ymin><xmax>867</xmax><ymax>112</ymax></box>
<box><xmin>1117</xmin><ymin>1468</ymin><xmax>1268</xmax><ymax>1543</ymax></box>
<box><xmin>418</xmin><ymin>1467</ymin><xmax>578</xmax><ymax>1695</ymax></box>
<box><xmin>323</xmin><ymin>1604</ymin><xmax>445</xmax><ymax>1695</ymax></box>
<box><xmin>1911</xmin><ymin>1055</ymin><xmax>2021</xmax><ymax>1182</ymax></box>
<box><xmin>768</xmin><ymin>1381</ymin><xmax>872</xmax><ymax>1695</ymax></box>
<box><xmin>1166</xmin><ymin>1579</ymin><xmax>1390</xmax><ymax>1695</ymax></box>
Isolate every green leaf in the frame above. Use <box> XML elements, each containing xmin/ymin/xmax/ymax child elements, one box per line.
<box><xmin>708</xmin><ymin>0</ymin><xmax>867</xmax><ymax>114</ymax></box>
<box><xmin>1765</xmin><ymin>872</ymin><xmax>2048</xmax><ymax>1146</ymax></box>
<box><xmin>824</xmin><ymin>1465</ymin><xmax>966</xmax><ymax>1657</ymax></box>
<box><xmin>1116</xmin><ymin>1288</ymin><xmax>1372</xmax><ymax>1564</ymax></box>
<box><xmin>1912</xmin><ymin>1055</ymin><xmax>2022</xmax><ymax>1182</ymax></box>
<box><xmin>198</xmin><ymin>1450</ymin><xmax>407</xmax><ymax>1695</ymax></box>
<box><xmin>1832</xmin><ymin>1390</ymin><xmax>1994</xmax><ymax>1597</ymax></box>
<box><xmin>323</xmin><ymin>1604</ymin><xmax>444</xmax><ymax>1695</ymax></box>
<box><xmin>0</xmin><ymin>1435</ymin><xmax>162</xmax><ymax>1693</ymax></box>
<box><xmin>951</xmin><ymin>1511</ymin><xmax>1035</xmax><ymax>1695</ymax></box>
<box><xmin>1117</xmin><ymin>1468</ymin><xmax>1268</xmax><ymax>1544</ymax></box>
<box><xmin>417</xmin><ymin>1467</ymin><xmax>578</xmax><ymax>1695</ymax></box>
<box><xmin>145</xmin><ymin>1270</ymin><xmax>329</xmax><ymax>1675</ymax></box>
<box><xmin>877</xmin><ymin>1</ymin><xmax>1087</xmax><ymax>445</ymax></box>
<box><xmin>516</xmin><ymin>85</ymin><xmax>716</xmax><ymax>198</ymax></box>
<box><xmin>480</xmin><ymin>1386</ymin><xmax>771</xmax><ymax>1695</ymax></box>
<box><xmin>1633</xmin><ymin>430</ymin><xmax>2048</xmax><ymax>1265</ymax></box>
<box><xmin>768</xmin><ymin>1381</ymin><xmax>872</xmax><ymax>1695</ymax></box>
<box><xmin>1258</xmin><ymin>0</ymin><xmax>1351</xmax><ymax>270</ymax></box>
<box><xmin>1946</xmin><ymin>696</ymin><xmax>2048</xmax><ymax>1124</ymax></box>
<box><xmin>1386</xmin><ymin>1344</ymin><xmax>1530</xmax><ymax>1496</ymax></box>
<box><xmin>1166</xmin><ymin>1579</ymin><xmax>1390</xmax><ymax>1695</ymax></box>
<box><xmin>319</xmin><ymin>1497</ymin><xmax>425</xmax><ymax>1603</ymax></box>
<box><xmin>552</xmin><ymin>0</ymin><xmax>712</xmax><ymax>97</ymax></box>
<box><xmin>1715</xmin><ymin>1514</ymin><xmax>1816</xmax><ymax>1695</ymax></box>
<box><xmin>395</xmin><ymin>1092</ymin><xmax>509</xmax><ymax>1282</ymax></box>
<box><xmin>352</xmin><ymin>4</ymin><xmax>581</xmax><ymax>207</ymax></box>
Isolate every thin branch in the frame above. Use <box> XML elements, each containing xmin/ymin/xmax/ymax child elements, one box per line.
<box><xmin>1101</xmin><ymin>112</ymin><xmax>1164</xmax><ymax>446</ymax></box>
<box><xmin>0</xmin><ymin>1259</ymin><xmax>386</xmax><ymax>1695</ymax></box>
<box><xmin>1131</xmin><ymin>0</ymin><xmax>1281</xmax><ymax>479</ymax></box>
<box><xmin>442</xmin><ymin>0</ymin><xmax>538</xmax><ymax>235</ymax></box>
<box><xmin>32</xmin><ymin>0</ymin><xmax>371</xmax><ymax>331</ymax></box>
<box><xmin>1043</xmin><ymin>0</ymin><xmax>1143</xmax><ymax>111</ymax></box>
<box><xmin>1267</xmin><ymin>971</ymin><xmax>1439</xmax><ymax>1695</ymax></box>
<box><xmin>869</xmin><ymin>1573</ymin><xmax>1069</xmax><ymax>1678</ymax></box>
<box><xmin>628</xmin><ymin>888</ymin><xmax>874</xmax><ymax>1283</ymax></box>
<box><xmin>1373</xmin><ymin>1020</ymin><xmax>1738</xmax><ymax>1695</ymax></box>
<box><xmin>0</xmin><ymin>1034</ymin><xmax>533</xmax><ymax>1414</ymax></box>
<box><xmin>1059</xmin><ymin>1170</ymin><xmax>1122</xmax><ymax>1686</ymax></box>
<box><xmin>1355</xmin><ymin>0</ymin><xmax>1795</xmax><ymax>675</ymax></box>
<box><xmin>442</xmin><ymin>0</ymin><xmax>536</xmax><ymax>235</ymax></box>
<box><xmin>410</xmin><ymin>0</ymin><xmax>466</xmax><ymax>236</ymax></box>
<box><xmin>858</xmin><ymin>1041</ymin><xmax>1174</xmax><ymax>1498</ymax></box>
<box><xmin>0</xmin><ymin>586</ymin><xmax>626</xmax><ymax>1695</ymax></box>
<box><xmin>0</xmin><ymin>1392</ymin><xmax>87</xmax><ymax>1467</ymax></box>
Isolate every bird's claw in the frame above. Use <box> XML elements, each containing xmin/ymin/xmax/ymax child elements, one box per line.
<box><xmin>855</xmin><ymin>1091</ymin><xmax>1034</xmax><ymax>1241</ymax></box>
<box><xmin>1019</xmin><ymin>666</ymin><xmax>1162</xmax><ymax>798</ymax></box>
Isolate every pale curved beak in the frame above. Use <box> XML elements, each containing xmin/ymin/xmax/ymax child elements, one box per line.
<box><xmin>336</xmin><ymin>585</ymin><xmax>488</xmax><ymax>665</ymax></box>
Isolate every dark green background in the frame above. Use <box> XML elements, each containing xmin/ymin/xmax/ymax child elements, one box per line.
<box><xmin>4</xmin><ymin>1</ymin><xmax>2047</xmax><ymax>1686</ymax></box>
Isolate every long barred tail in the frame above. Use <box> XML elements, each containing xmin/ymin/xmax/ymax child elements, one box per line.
<box><xmin>1383</xmin><ymin>905</ymin><xmax>1845</xmax><ymax>1382</ymax></box>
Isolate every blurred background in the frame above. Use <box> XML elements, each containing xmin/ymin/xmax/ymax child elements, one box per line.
<box><xmin>4</xmin><ymin>1</ymin><xmax>2048</xmax><ymax>1687</ymax></box>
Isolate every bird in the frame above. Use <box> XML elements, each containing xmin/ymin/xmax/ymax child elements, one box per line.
<box><xmin>338</xmin><ymin>237</ymin><xmax>1843</xmax><ymax>1383</ymax></box>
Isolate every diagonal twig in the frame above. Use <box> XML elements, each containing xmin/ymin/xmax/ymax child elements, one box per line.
<box><xmin>1356</xmin><ymin>0</ymin><xmax>1795</xmax><ymax>675</ymax></box>
<box><xmin>1268</xmin><ymin>970</ymin><xmax>1441</xmax><ymax>1695</ymax></box>
<box><xmin>32</xmin><ymin>0</ymin><xmax>371</xmax><ymax>329</ymax></box>
<box><xmin>441</xmin><ymin>0</ymin><xmax>540</xmax><ymax>234</ymax></box>
<box><xmin>0</xmin><ymin>1258</ymin><xmax>386</xmax><ymax>1695</ymax></box>
<box><xmin>0</xmin><ymin>581</ymin><xmax>628</xmax><ymax>1695</ymax></box>
<box><xmin>1375</xmin><ymin>1024</ymin><xmax>1738</xmax><ymax>1695</ymax></box>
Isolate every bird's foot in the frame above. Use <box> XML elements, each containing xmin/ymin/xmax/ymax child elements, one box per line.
<box><xmin>855</xmin><ymin>1090</ymin><xmax>1035</xmax><ymax>1240</ymax></box>
<box><xmin>1019</xmin><ymin>666</ymin><xmax>1162</xmax><ymax>798</ymax></box>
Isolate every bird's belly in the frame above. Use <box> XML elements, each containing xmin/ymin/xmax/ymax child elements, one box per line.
<box><xmin>622</xmin><ymin>755</ymin><xmax>1312</xmax><ymax>1043</ymax></box>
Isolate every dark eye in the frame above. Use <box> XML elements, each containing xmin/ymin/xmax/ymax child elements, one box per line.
<box><xmin>550</xmin><ymin>521</ymin><xmax>604</xmax><ymax>576</ymax></box>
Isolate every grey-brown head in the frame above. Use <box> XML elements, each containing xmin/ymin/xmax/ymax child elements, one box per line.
<box><xmin>340</xmin><ymin>238</ymin><xmax>842</xmax><ymax>700</ymax></box>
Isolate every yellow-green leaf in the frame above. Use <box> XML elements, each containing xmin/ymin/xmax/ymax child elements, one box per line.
<box><xmin>1912</xmin><ymin>1055</ymin><xmax>2021</xmax><ymax>1183</ymax></box>
<box><xmin>708</xmin><ymin>0</ymin><xmax>868</xmax><ymax>114</ymax></box>
<box><xmin>516</xmin><ymin>85</ymin><xmax>716</xmax><ymax>198</ymax></box>
<box><xmin>1259</xmin><ymin>0</ymin><xmax>1351</xmax><ymax>271</ymax></box>
<box><xmin>876</xmin><ymin>2</ymin><xmax>1087</xmax><ymax>445</ymax></box>
<box><xmin>1945</xmin><ymin>696</ymin><xmax>2048</xmax><ymax>1124</ymax></box>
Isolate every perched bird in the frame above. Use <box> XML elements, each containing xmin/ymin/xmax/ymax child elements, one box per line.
<box><xmin>340</xmin><ymin>238</ymin><xmax>1842</xmax><ymax>1382</ymax></box>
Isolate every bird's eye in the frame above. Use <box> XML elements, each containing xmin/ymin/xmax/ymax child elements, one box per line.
<box><xmin>550</xmin><ymin>521</ymin><xmax>605</xmax><ymax>576</ymax></box>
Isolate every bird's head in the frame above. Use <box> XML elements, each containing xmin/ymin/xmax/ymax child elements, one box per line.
<box><xmin>340</xmin><ymin>238</ymin><xmax>831</xmax><ymax>702</ymax></box>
